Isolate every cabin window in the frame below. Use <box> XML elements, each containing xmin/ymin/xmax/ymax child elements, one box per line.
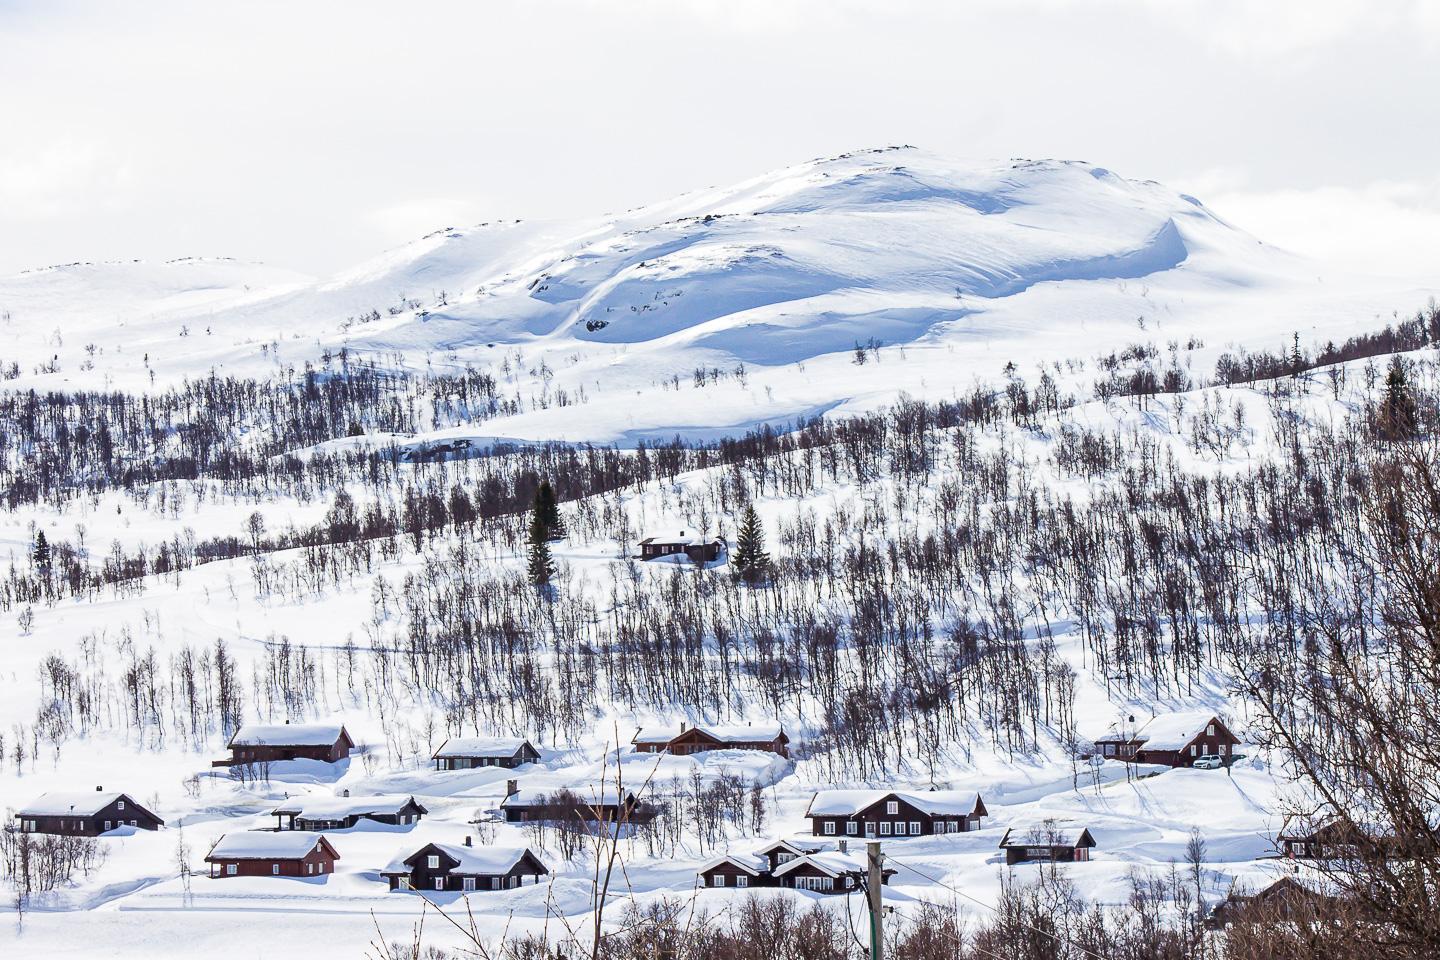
<box><xmin>714</xmin><ymin>874</ymin><xmax>726</xmax><ymax>887</ymax></box>
<box><xmin>951</xmin><ymin>820</ymin><xmax>962</xmax><ymax>832</ymax></box>
<box><xmin>845</xmin><ymin>876</ymin><xmax>854</xmax><ymax>889</ymax></box>
<box><xmin>272</xmin><ymin>864</ymin><xmax>281</xmax><ymax>875</ymax></box>
<box><xmin>880</xmin><ymin>822</ymin><xmax>892</xmax><ymax>836</ymax></box>
<box><xmin>463</xmin><ymin>877</ymin><xmax>476</xmax><ymax>892</ymax></box>
<box><xmin>117</xmin><ymin>800</ymin><xmax>126</xmax><ymax>811</ymax></box>
<box><xmin>399</xmin><ymin>877</ymin><xmax>413</xmax><ymax>890</ymax></box>
<box><xmin>130</xmin><ymin>820</ymin><xmax>137</xmax><ymax>827</ymax></box>
<box><xmin>823</xmin><ymin>821</ymin><xmax>836</xmax><ymax>835</ymax></box>
<box><xmin>886</xmin><ymin>801</ymin><xmax>899</xmax><ymax>815</ymax></box>
<box><xmin>736</xmin><ymin>875</ymin><xmax>748</xmax><ymax>888</ymax></box>
<box><xmin>893</xmin><ymin>822</ymin><xmax>906</xmax><ymax>836</ymax></box>
<box><xmin>822</xmin><ymin>877</ymin><xmax>834</xmax><ymax>891</ymax></box>
<box><xmin>104</xmin><ymin>821</ymin><xmax>113</xmax><ymax>832</ymax></box>
<box><xmin>227</xmin><ymin>864</ymin><xmax>237</xmax><ymax>876</ymax></box>
<box><xmin>434</xmin><ymin>878</ymin><xmax>444</xmax><ymax>891</ymax></box>
<box><xmin>910</xmin><ymin>821</ymin><xmax>921</xmax><ymax>835</ymax></box>
<box><xmin>1207</xmin><ymin>724</ymin><xmax>1215</xmax><ymax>736</ymax></box>
<box><xmin>845</xmin><ymin>821</ymin><xmax>857</xmax><ymax>835</ymax></box>
<box><xmin>305</xmin><ymin>863</ymin><xmax>312</xmax><ymax>875</ymax></box>
<box><xmin>1190</xmin><ymin>745</ymin><xmax>1197</xmax><ymax>756</ymax></box>
<box><xmin>428</xmin><ymin>855</ymin><xmax>440</xmax><ymax>869</ymax></box>
<box><xmin>1219</xmin><ymin>744</ymin><xmax>1227</xmax><ymax>755</ymax></box>
<box><xmin>1103</xmin><ymin>744</ymin><xmax>1113</xmax><ymax>756</ymax></box>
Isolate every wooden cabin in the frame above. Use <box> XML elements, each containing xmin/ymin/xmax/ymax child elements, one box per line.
<box><xmin>637</xmin><ymin>530</ymin><xmax>724</xmax><ymax>563</ymax></box>
<box><xmin>381</xmin><ymin>840</ymin><xmax>548</xmax><ymax>892</ymax></box>
<box><xmin>999</xmin><ymin>821</ymin><xmax>1097</xmax><ymax>865</ymax></box>
<box><xmin>773</xmin><ymin>844</ymin><xmax>894</xmax><ymax>894</ymax></box>
<box><xmin>214</xmin><ymin>722</ymin><xmax>355</xmax><ymax>767</ymax></box>
<box><xmin>271</xmin><ymin>794</ymin><xmax>427</xmax><ymax>831</ymax></box>
<box><xmin>1090</xmin><ymin>712</ymin><xmax>1241</xmax><ymax>767</ymax></box>
<box><xmin>804</xmin><ymin>790</ymin><xmax>986</xmax><ymax>839</ymax></box>
<box><xmin>432</xmin><ymin>736</ymin><xmax>541</xmax><ymax>771</ymax></box>
<box><xmin>499</xmin><ymin>782</ymin><xmax>657</xmax><ymax>826</ymax></box>
<box><xmin>1277</xmin><ymin>816</ymin><xmax>1375</xmax><ymax>860</ymax></box>
<box><xmin>698</xmin><ymin>839</ymin><xmax>822</xmax><ymax>889</ymax></box>
<box><xmin>205</xmin><ymin>832</ymin><xmax>339</xmax><ymax>878</ymax></box>
<box><xmin>14</xmin><ymin>790</ymin><xmax>163</xmax><ymax>836</ymax></box>
<box><xmin>1207</xmin><ymin>876</ymin><xmax>1341</xmax><ymax>928</ymax></box>
<box><xmin>632</xmin><ymin>723</ymin><xmax>789</xmax><ymax>758</ymax></box>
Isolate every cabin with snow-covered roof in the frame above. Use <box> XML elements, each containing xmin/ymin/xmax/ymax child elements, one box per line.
<box><xmin>637</xmin><ymin>530</ymin><xmax>724</xmax><ymax>563</ymax></box>
<box><xmin>499</xmin><ymin>780</ymin><xmax>658</xmax><ymax>826</ymax></box>
<box><xmin>381</xmin><ymin>839</ymin><xmax>548</xmax><ymax>892</ymax></box>
<box><xmin>804</xmin><ymin>789</ymin><xmax>987</xmax><ymax>839</ymax></box>
<box><xmin>205</xmin><ymin>831</ymin><xmax>339</xmax><ymax>878</ymax></box>
<box><xmin>15</xmin><ymin>789</ymin><xmax>163</xmax><ymax>836</ymax></box>
<box><xmin>431</xmin><ymin>736</ymin><xmax>540</xmax><ymax>771</ymax></box>
<box><xmin>697</xmin><ymin>839</ymin><xmax>823</xmax><ymax>889</ymax></box>
<box><xmin>773</xmin><ymin>843</ymin><xmax>894</xmax><ymax>894</ymax></box>
<box><xmin>1090</xmin><ymin>711</ymin><xmax>1240</xmax><ymax>767</ymax></box>
<box><xmin>631</xmin><ymin>722</ymin><xmax>789</xmax><ymax>757</ymax></box>
<box><xmin>214</xmin><ymin>721</ymin><xmax>355</xmax><ymax>767</ymax></box>
<box><xmin>270</xmin><ymin>793</ymin><xmax>427</xmax><ymax>831</ymax></box>
<box><xmin>998</xmin><ymin>820</ymin><xmax>1096</xmax><ymax>865</ymax></box>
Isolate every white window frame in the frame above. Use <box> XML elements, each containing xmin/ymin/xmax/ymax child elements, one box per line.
<box><xmin>845</xmin><ymin>821</ymin><xmax>857</xmax><ymax>835</ymax></box>
<box><xmin>714</xmin><ymin>874</ymin><xmax>725</xmax><ymax>887</ymax></box>
<box><xmin>434</xmin><ymin>878</ymin><xmax>444</xmax><ymax>891</ymax></box>
<box><xmin>885</xmin><ymin>801</ymin><xmax>898</xmax><ymax>815</ymax></box>
<box><xmin>823</xmin><ymin>821</ymin><xmax>836</xmax><ymax>835</ymax></box>
<box><xmin>427</xmin><ymin>855</ymin><xmax>440</xmax><ymax>869</ymax></box>
<box><xmin>272</xmin><ymin>863</ymin><xmax>280</xmax><ymax>875</ymax></box>
<box><xmin>893</xmin><ymin>822</ymin><xmax>906</xmax><ymax>836</ymax></box>
<box><xmin>880</xmin><ymin>822</ymin><xmax>892</xmax><ymax>836</ymax></box>
<box><xmin>117</xmin><ymin>800</ymin><xmax>126</xmax><ymax>811</ymax></box>
<box><xmin>910</xmin><ymin>821</ymin><xmax>921</xmax><ymax>835</ymax></box>
<box><xmin>736</xmin><ymin>875</ymin><xmax>748</xmax><ymax>888</ymax></box>
<box><xmin>1207</xmin><ymin>724</ymin><xmax>1215</xmax><ymax>736</ymax></box>
<box><xmin>462</xmin><ymin>877</ymin><xmax>476</xmax><ymax>892</ymax></box>
<box><xmin>227</xmin><ymin>863</ymin><xmax>237</xmax><ymax>876</ymax></box>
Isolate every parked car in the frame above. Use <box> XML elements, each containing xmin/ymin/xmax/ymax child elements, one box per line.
<box><xmin>1193</xmin><ymin>754</ymin><xmax>1225</xmax><ymax>769</ymax></box>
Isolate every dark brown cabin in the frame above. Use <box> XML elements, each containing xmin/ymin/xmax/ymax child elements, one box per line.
<box><xmin>15</xmin><ymin>790</ymin><xmax>164</xmax><ymax>836</ymax></box>
<box><xmin>499</xmin><ymin>782</ymin><xmax>657</xmax><ymax>826</ymax></box>
<box><xmin>214</xmin><ymin>722</ymin><xmax>355</xmax><ymax>767</ymax></box>
<box><xmin>271</xmin><ymin>794</ymin><xmax>427</xmax><ymax>831</ymax></box>
<box><xmin>637</xmin><ymin>531</ymin><xmax>723</xmax><ymax>563</ymax></box>
<box><xmin>1277</xmin><ymin>817</ymin><xmax>1376</xmax><ymax>860</ymax></box>
<box><xmin>431</xmin><ymin>736</ymin><xmax>541</xmax><ymax>771</ymax></box>
<box><xmin>1207</xmin><ymin>876</ymin><xmax>1341</xmax><ymax>928</ymax></box>
<box><xmin>381</xmin><ymin>840</ymin><xmax>548</xmax><ymax>892</ymax></box>
<box><xmin>999</xmin><ymin>823</ymin><xmax>1097</xmax><ymax>865</ymax></box>
<box><xmin>772</xmin><ymin>845</ymin><xmax>894</xmax><ymax>894</ymax></box>
<box><xmin>205</xmin><ymin>832</ymin><xmax>339</xmax><ymax>879</ymax></box>
<box><xmin>697</xmin><ymin>840</ymin><xmax>821</xmax><ymax>889</ymax></box>
<box><xmin>805</xmin><ymin>790</ymin><xmax>986</xmax><ymax>839</ymax></box>
<box><xmin>1091</xmin><ymin>712</ymin><xmax>1241</xmax><ymax>768</ymax></box>
<box><xmin>632</xmin><ymin>723</ymin><xmax>789</xmax><ymax>757</ymax></box>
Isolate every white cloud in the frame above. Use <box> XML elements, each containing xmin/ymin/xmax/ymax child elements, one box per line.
<box><xmin>1202</xmin><ymin>177</ymin><xmax>1440</xmax><ymax>278</ymax></box>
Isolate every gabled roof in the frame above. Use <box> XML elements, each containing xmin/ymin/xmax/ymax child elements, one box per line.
<box><xmin>804</xmin><ymin>789</ymin><xmax>986</xmax><ymax>819</ymax></box>
<box><xmin>638</xmin><ymin>530</ymin><xmax>722</xmax><ymax>546</ymax></box>
<box><xmin>432</xmin><ymin>736</ymin><xmax>536</xmax><ymax>760</ymax></box>
<box><xmin>1094</xmin><ymin>711</ymin><xmax>1232</xmax><ymax>751</ymax></box>
<box><xmin>772</xmin><ymin>850</ymin><xmax>869</xmax><ymax>879</ymax></box>
<box><xmin>753</xmin><ymin>838</ymin><xmax>824</xmax><ymax>859</ymax></box>
<box><xmin>696</xmin><ymin>852</ymin><xmax>767</xmax><ymax>876</ymax></box>
<box><xmin>501</xmin><ymin>786</ymin><xmax>636</xmax><ymax>809</ymax></box>
<box><xmin>17</xmin><ymin>791</ymin><xmax>149</xmax><ymax>819</ymax></box>
<box><xmin>207</xmin><ymin>831</ymin><xmax>338</xmax><ymax>861</ymax></box>
<box><xmin>633</xmin><ymin>723</ymin><xmax>787</xmax><ymax>746</ymax></box>
<box><xmin>272</xmin><ymin>794</ymin><xmax>427</xmax><ymax>820</ymax></box>
<box><xmin>998</xmin><ymin>821</ymin><xmax>1097</xmax><ymax>849</ymax></box>
<box><xmin>227</xmin><ymin>722</ymin><xmax>351</xmax><ymax>748</ymax></box>
<box><xmin>382</xmin><ymin>843</ymin><xmax>547</xmax><ymax>877</ymax></box>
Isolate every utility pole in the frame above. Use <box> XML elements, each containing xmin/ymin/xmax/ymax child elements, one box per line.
<box><xmin>866</xmin><ymin>840</ymin><xmax>884</xmax><ymax>960</ymax></box>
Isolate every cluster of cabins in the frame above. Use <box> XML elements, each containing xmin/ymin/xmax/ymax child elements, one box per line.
<box><xmin>19</xmin><ymin>708</ymin><xmax>1349</xmax><ymax>904</ymax></box>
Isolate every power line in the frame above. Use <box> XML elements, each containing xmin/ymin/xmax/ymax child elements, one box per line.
<box><xmin>884</xmin><ymin>853</ymin><xmax>1116</xmax><ymax>960</ymax></box>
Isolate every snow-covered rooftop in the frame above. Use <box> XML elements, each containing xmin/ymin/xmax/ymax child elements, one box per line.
<box><xmin>382</xmin><ymin>844</ymin><xmax>544</xmax><ymax>876</ymax></box>
<box><xmin>999</xmin><ymin>821</ymin><xmax>1095</xmax><ymax>848</ymax></box>
<box><xmin>18</xmin><ymin>791</ymin><xmax>130</xmax><ymax>818</ymax></box>
<box><xmin>228</xmin><ymin>722</ymin><xmax>348</xmax><ymax>747</ymax></box>
<box><xmin>432</xmin><ymin>736</ymin><xmax>534</xmax><ymax>759</ymax></box>
<box><xmin>805</xmin><ymin>789</ymin><xmax>984</xmax><ymax>818</ymax></box>
<box><xmin>271</xmin><ymin>794</ymin><xmax>423</xmax><ymax>820</ymax></box>
<box><xmin>638</xmin><ymin>530</ymin><xmax>721</xmax><ymax>545</ymax></box>
<box><xmin>772</xmin><ymin>850</ymin><xmax>868</xmax><ymax>878</ymax></box>
<box><xmin>1096</xmin><ymin>711</ymin><xmax>1229</xmax><ymax>750</ymax></box>
<box><xmin>634</xmin><ymin>723</ymin><xmax>785</xmax><ymax>745</ymax></box>
<box><xmin>207</xmin><ymin>831</ymin><xmax>335</xmax><ymax>860</ymax></box>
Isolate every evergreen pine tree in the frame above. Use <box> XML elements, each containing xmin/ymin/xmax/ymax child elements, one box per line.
<box><xmin>1380</xmin><ymin>356</ymin><xmax>1419</xmax><ymax>440</ymax></box>
<box><xmin>532</xmin><ymin>481</ymin><xmax>565</xmax><ymax>540</ymax></box>
<box><xmin>526</xmin><ymin>511</ymin><xmax>555</xmax><ymax>586</ymax></box>
<box><xmin>32</xmin><ymin>530</ymin><xmax>51</xmax><ymax>576</ymax></box>
<box><xmin>731</xmin><ymin>504</ymin><xmax>769</xmax><ymax>585</ymax></box>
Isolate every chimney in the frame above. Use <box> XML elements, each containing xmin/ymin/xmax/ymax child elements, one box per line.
<box><xmin>464</xmin><ymin>835</ymin><xmax>473</xmax><ymax>847</ymax></box>
<box><xmin>506</xmin><ymin>779</ymin><xmax>519</xmax><ymax>797</ymax></box>
<box><xmin>342</xmin><ymin>789</ymin><xmax>350</xmax><ymax>798</ymax></box>
<box><xmin>96</xmin><ymin>785</ymin><xmax>103</xmax><ymax>792</ymax></box>
<box><xmin>838</xmin><ymin>839</ymin><xmax>848</xmax><ymax>854</ymax></box>
<box><xmin>680</xmin><ymin>721</ymin><xmax>687</xmax><ymax>733</ymax></box>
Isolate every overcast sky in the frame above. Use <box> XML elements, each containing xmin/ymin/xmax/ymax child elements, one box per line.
<box><xmin>2</xmin><ymin>0</ymin><xmax>1438</xmax><ymax>279</ymax></box>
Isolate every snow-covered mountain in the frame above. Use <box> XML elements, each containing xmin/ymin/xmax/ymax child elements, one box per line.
<box><xmin>3</xmin><ymin>147</ymin><xmax>1430</xmax><ymax>445</ymax></box>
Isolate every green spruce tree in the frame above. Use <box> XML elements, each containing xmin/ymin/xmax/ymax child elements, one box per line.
<box><xmin>32</xmin><ymin>530</ymin><xmax>51</xmax><ymax>577</ymax></box>
<box><xmin>532</xmin><ymin>480</ymin><xmax>565</xmax><ymax>540</ymax></box>
<box><xmin>1380</xmin><ymin>356</ymin><xmax>1419</xmax><ymax>440</ymax></box>
<box><xmin>526</xmin><ymin>511</ymin><xmax>555</xmax><ymax>586</ymax></box>
<box><xmin>731</xmin><ymin>504</ymin><xmax>770</xmax><ymax>585</ymax></box>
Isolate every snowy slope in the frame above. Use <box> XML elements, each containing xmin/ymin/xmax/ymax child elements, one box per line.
<box><xmin>3</xmin><ymin>147</ymin><xmax>1432</xmax><ymax>445</ymax></box>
